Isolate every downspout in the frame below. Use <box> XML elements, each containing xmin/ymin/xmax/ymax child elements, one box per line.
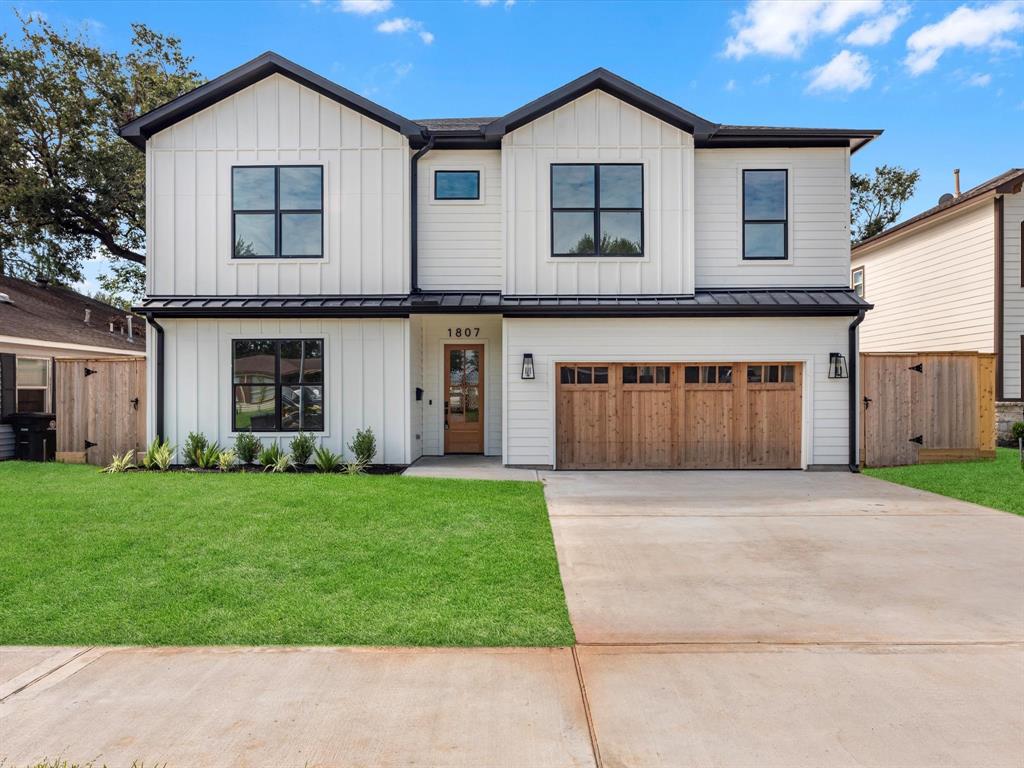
<box><xmin>409</xmin><ymin>132</ymin><xmax>435</xmax><ymax>294</ymax></box>
<box><xmin>143</xmin><ymin>313</ymin><xmax>165</xmax><ymax>441</ymax></box>
<box><xmin>848</xmin><ymin>310</ymin><xmax>866</xmax><ymax>472</ymax></box>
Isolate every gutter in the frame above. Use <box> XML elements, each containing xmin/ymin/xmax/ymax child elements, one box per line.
<box><xmin>409</xmin><ymin>132</ymin><xmax>435</xmax><ymax>294</ymax></box>
<box><xmin>143</xmin><ymin>313</ymin><xmax>165</xmax><ymax>442</ymax></box>
<box><xmin>848</xmin><ymin>310</ymin><xmax>866</xmax><ymax>472</ymax></box>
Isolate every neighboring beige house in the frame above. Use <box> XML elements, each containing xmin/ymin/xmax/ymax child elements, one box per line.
<box><xmin>851</xmin><ymin>168</ymin><xmax>1024</xmax><ymax>442</ymax></box>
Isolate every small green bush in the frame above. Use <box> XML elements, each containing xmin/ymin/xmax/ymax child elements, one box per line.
<box><xmin>235</xmin><ymin>431</ymin><xmax>262</xmax><ymax>464</ymax></box>
<box><xmin>183</xmin><ymin>431</ymin><xmax>209</xmax><ymax>467</ymax></box>
<box><xmin>258</xmin><ymin>442</ymin><xmax>285</xmax><ymax>467</ymax></box>
<box><xmin>264</xmin><ymin>450</ymin><xmax>293</xmax><ymax>473</ymax></box>
<box><xmin>194</xmin><ymin>443</ymin><xmax>222</xmax><ymax>470</ymax></box>
<box><xmin>217</xmin><ymin>448</ymin><xmax>237</xmax><ymax>472</ymax></box>
<box><xmin>348</xmin><ymin>427</ymin><xmax>377</xmax><ymax>465</ymax></box>
<box><xmin>313</xmin><ymin>445</ymin><xmax>342</xmax><ymax>473</ymax></box>
<box><xmin>103</xmin><ymin>449</ymin><xmax>137</xmax><ymax>474</ymax></box>
<box><xmin>142</xmin><ymin>438</ymin><xmax>174</xmax><ymax>471</ymax></box>
<box><xmin>1011</xmin><ymin>421</ymin><xmax>1024</xmax><ymax>441</ymax></box>
<box><xmin>290</xmin><ymin>432</ymin><xmax>316</xmax><ymax>465</ymax></box>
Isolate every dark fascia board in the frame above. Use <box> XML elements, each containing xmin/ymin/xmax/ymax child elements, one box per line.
<box><xmin>482</xmin><ymin>68</ymin><xmax>719</xmax><ymax>140</ymax></box>
<box><xmin>699</xmin><ymin>128</ymin><xmax>882</xmax><ymax>154</ymax></box>
<box><xmin>119</xmin><ymin>51</ymin><xmax>423</xmax><ymax>151</ymax></box>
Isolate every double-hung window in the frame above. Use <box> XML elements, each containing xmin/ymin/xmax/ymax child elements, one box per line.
<box><xmin>551</xmin><ymin>163</ymin><xmax>643</xmax><ymax>256</ymax></box>
<box><xmin>232</xmin><ymin>166</ymin><xmax>323</xmax><ymax>258</ymax></box>
<box><xmin>743</xmin><ymin>169</ymin><xmax>788</xmax><ymax>260</ymax></box>
<box><xmin>851</xmin><ymin>267</ymin><xmax>865</xmax><ymax>298</ymax></box>
<box><xmin>15</xmin><ymin>357</ymin><xmax>50</xmax><ymax>412</ymax></box>
<box><xmin>232</xmin><ymin>339</ymin><xmax>324</xmax><ymax>432</ymax></box>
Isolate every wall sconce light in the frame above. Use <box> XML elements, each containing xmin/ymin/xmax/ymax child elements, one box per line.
<box><xmin>828</xmin><ymin>352</ymin><xmax>849</xmax><ymax>379</ymax></box>
<box><xmin>521</xmin><ymin>353</ymin><xmax>535</xmax><ymax>380</ymax></box>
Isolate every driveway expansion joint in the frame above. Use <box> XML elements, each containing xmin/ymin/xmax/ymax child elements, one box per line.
<box><xmin>571</xmin><ymin>645</ymin><xmax>603</xmax><ymax>768</ymax></box>
<box><xmin>0</xmin><ymin>646</ymin><xmax>97</xmax><ymax>702</ymax></box>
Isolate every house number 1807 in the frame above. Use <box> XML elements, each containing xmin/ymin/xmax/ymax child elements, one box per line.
<box><xmin>447</xmin><ymin>327</ymin><xmax>480</xmax><ymax>338</ymax></box>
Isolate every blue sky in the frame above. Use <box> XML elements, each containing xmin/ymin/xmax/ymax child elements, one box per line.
<box><xmin>3</xmin><ymin>0</ymin><xmax>1022</xmax><ymax>293</ymax></box>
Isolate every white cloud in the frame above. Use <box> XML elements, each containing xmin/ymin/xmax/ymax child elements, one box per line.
<box><xmin>725</xmin><ymin>79</ymin><xmax>737</xmax><ymax>91</ymax></box>
<box><xmin>505</xmin><ymin>0</ymin><xmax>516</xmax><ymax>6</ymax></box>
<box><xmin>905</xmin><ymin>1</ymin><xmax>1024</xmax><ymax>75</ymax></box>
<box><xmin>338</xmin><ymin>0</ymin><xmax>392</xmax><ymax>14</ymax></box>
<box><xmin>845</xmin><ymin>3</ymin><xmax>910</xmax><ymax>45</ymax></box>
<box><xmin>376</xmin><ymin>17</ymin><xmax>435</xmax><ymax>43</ymax></box>
<box><xmin>725</xmin><ymin>0</ymin><xmax>883</xmax><ymax>59</ymax></box>
<box><xmin>967</xmin><ymin>71</ymin><xmax>993</xmax><ymax>86</ymax></box>
<box><xmin>476</xmin><ymin>0</ymin><xmax>497</xmax><ymax>4</ymax></box>
<box><xmin>754</xmin><ymin>73</ymin><xmax>773</xmax><ymax>85</ymax></box>
<box><xmin>807</xmin><ymin>49</ymin><xmax>874</xmax><ymax>92</ymax></box>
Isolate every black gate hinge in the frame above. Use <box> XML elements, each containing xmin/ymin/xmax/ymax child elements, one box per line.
<box><xmin>84</xmin><ymin>439</ymin><xmax>97</xmax><ymax>449</ymax></box>
<box><xmin>908</xmin><ymin>363</ymin><xmax>923</xmax><ymax>373</ymax></box>
<box><xmin>909</xmin><ymin>435</ymin><xmax>924</xmax><ymax>445</ymax></box>
<box><xmin>84</xmin><ymin>367</ymin><xmax>97</xmax><ymax>377</ymax></box>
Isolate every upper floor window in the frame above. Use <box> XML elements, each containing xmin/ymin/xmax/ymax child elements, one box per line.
<box><xmin>551</xmin><ymin>163</ymin><xmax>643</xmax><ymax>257</ymax></box>
<box><xmin>232</xmin><ymin>339</ymin><xmax>324</xmax><ymax>432</ymax></box>
<box><xmin>434</xmin><ymin>170</ymin><xmax>480</xmax><ymax>200</ymax></box>
<box><xmin>852</xmin><ymin>267</ymin><xmax>865</xmax><ymax>298</ymax></box>
<box><xmin>16</xmin><ymin>356</ymin><xmax>50</xmax><ymax>412</ymax></box>
<box><xmin>232</xmin><ymin>166</ymin><xmax>323</xmax><ymax>259</ymax></box>
<box><xmin>743</xmin><ymin>169</ymin><xmax>788</xmax><ymax>260</ymax></box>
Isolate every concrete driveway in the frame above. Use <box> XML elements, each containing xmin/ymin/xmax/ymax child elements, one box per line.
<box><xmin>544</xmin><ymin>470</ymin><xmax>1024</xmax><ymax>767</ymax></box>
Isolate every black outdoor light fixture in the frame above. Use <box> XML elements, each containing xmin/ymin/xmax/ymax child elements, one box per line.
<box><xmin>828</xmin><ymin>352</ymin><xmax>849</xmax><ymax>379</ymax></box>
<box><xmin>521</xmin><ymin>353</ymin><xmax>535</xmax><ymax>380</ymax></box>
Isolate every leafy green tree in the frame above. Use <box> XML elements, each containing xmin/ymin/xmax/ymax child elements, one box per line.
<box><xmin>851</xmin><ymin>165</ymin><xmax>920</xmax><ymax>243</ymax></box>
<box><xmin>0</xmin><ymin>13</ymin><xmax>202</xmax><ymax>300</ymax></box>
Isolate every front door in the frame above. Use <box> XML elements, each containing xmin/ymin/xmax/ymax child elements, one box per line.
<box><xmin>444</xmin><ymin>344</ymin><xmax>484</xmax><ymax>454</ymax></box>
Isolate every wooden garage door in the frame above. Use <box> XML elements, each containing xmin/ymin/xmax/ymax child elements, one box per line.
<box><xmin>556</xmin><ymin>362</ymin><xmax>802</xmax><ymax>470</ymax></box>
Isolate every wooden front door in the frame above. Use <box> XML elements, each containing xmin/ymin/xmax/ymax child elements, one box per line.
<box><xmin>444</xmin><ymin>344</ymin><xmax>484</xmax><ymax>454</ymax></box>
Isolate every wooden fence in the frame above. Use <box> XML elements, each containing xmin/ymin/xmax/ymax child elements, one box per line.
<box><xmin>861</xmin><ymin>352</ymin><xmax>996</xmax><ymax>467</ymax></box>
<box><xmin>55</xmin><ymin>357</ymin><xmax>147</xmax><ymax>467</ymax></box>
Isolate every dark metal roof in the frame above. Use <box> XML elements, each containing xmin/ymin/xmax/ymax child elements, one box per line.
<box><xmin>0</xmin><ymin>276</ymin><xmax>146</xmax><ymax>352</ymax></box>
<box><xmin>415</xmin><ymin>117</ymin><xmax>497</xmax><ymax>132</ymax></box>
<box><xmin>136</xmin><ymin>289</ymin><xmax>868</xmax><ymax>318</ymax></box>
<box><xmin>854</xmin><ymin>168</ymin><xmax>1024</xmax><ymax>251</ymax></box>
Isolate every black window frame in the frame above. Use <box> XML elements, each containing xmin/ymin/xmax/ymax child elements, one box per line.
<box><xmin>851</xmin><ymin>266</ymin><xmax>865</xmax><ymax>298</ymax></box>
<box><xmin>231</xmin><ymin>165</ymin><xmax>324</xmax><ymax>260</ymax></box>
<box><xmin>231</xmin><ymin>338</ymin><xmax>325</xmax><ymax>433</ymax></box>
<box><xmin>551</xmin><ymin>162</ymin><xmax>644</xmax><ymax>258</ymax></box>
<box><xmin>433</xmin><ymin>169</ymin><xmax>481</xmax><ymax>201</ymax></box>
<box><xmin>742</xmin><ymin>168</ymin><xmax>789</xmax><ymax>261</ymax></box>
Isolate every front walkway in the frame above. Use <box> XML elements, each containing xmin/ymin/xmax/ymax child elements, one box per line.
<box><xmin>403</xmin><ymin>454</ymin><xmax>540</xmax><ymax>481</ymax></box>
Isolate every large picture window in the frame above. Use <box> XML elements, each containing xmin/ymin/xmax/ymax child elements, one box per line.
<box><xmin>232</xmin><ymin>166</ymin><xmax>323</xmax><ymax>259</ymax></box>
<box><xmin>232</xmin><ymin>339</ymin><xmax>324</xmax><ymax>432</ymax></box>
<box><xmin>434</xmin><ymin>170</ymin><xmax>480</xmax><ymax>200</ymax></box>
<box><xmin>551</xmin><ymin>163</ymin><xmax>643</xmax><ymax>257</ymax></box>
<box><xmin>743</xmin><ymin>169</ymin><xmax>788</xmax><ymax>260</ymax></box>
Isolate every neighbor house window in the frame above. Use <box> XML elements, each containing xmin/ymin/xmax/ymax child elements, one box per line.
<box><xmin>743</xmin><ymin>169</ymin><xmax>788</xmax><ymax>260</ymax></box>
<box><xmin>232</xmin><ymin>339</ymin><xmax>324</xmax><ymax>432</ymax></box>
<box><xmin>552</xmin><ymin>163</ymin><xmax>643</xmax><ymax>256</ymax></box>
<box><xmin>434</xmin><ymin>170</ymin><xmax>480</xmax><ymax>200</ymax></box>
<box><xmin>232</xmin><ymin>166</ymin><xmax>323</xmax><ymax>258</ymax></box>
<box><xmin>16</xmin><ymin>357</ymin><xmax>50</xmax><ymax>412</ymax></box>
<box><xmin>852</xmin><ymin>267</ymin><xmax>865</xmax><ymax>298</ymax></box>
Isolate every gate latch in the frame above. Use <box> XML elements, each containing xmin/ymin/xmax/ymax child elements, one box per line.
<box><xmin>84</xmin><ymin>367</ymin><xmax>97</xmax><ymax>377</ymax></box>
<box><xmin>84</xmin><ymin>440</ymin><xmax>97</xmax><ymax>449</ymax></box>
<box><xmin>909</xmin><ymin>435</ymin><xmax>924</xmax><ymax>445</ymax></box>
<box><xmin>863</xmin><ymin>396</ymin><xmax>872</xmax><ymax>409</ymax></box>
<box><xmin>908</xmin><ymin>363</ymin><xmax>923</xmax><ymax>373</ymax></box>
<box><xmin>130</xmin><ymin>397</ymin><xmax>140</xmax><ymax>410</ymax></box>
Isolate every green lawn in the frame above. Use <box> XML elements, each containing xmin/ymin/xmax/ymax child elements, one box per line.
<box><xmin>0</xmin><ymin>462</ymin><xmax>574</xmax><ymax>647</ymax></box>
<box><xmin>864</xmin><ymin>447</ymin><xmax>1024</xmax><ymax>516</ymax></box>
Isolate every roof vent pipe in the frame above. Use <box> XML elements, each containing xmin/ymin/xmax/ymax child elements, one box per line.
<box><xmin>35</xmin><ymin>275</ymin><xmax>49</xmax><ymax>288</ymax></box>
<box><xmin>84</xmin><ymin>308</ymin><xmax>91</xmax><ymax>324</ymax></box>
<box><xmin>109</xmin><ymin>321</ymin><xmax>115</xmax><ymax>333</ymax></box>
<box><xmin>953</xmin><ymin>168</ymin><xmax>961</xmax><ymax>198</ymax></box>
<box><xmin>127</xmin><ymin>315</ymin><xmax>133</xmax><ymax>339</ymax></box>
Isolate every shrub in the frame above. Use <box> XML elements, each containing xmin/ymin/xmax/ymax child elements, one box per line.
<box><xmin>290</xmin><ymin>432</ymin><xmax>316</xmax><ymax>466</ymax></box>
<box><xmin>348</xmin><ymin>427</ymin><xmax>377</xmax><ymax>465</ymax></box>
<box><xmin>1011</xmin><ymin>421</ymin><xmax>1024</xmax><ymax>442</ymax></box>
<box><xmin>183</xmin><ymin>431</ymin><xmax>209</xmax><ymax>467</ymax></box>
<box><xmin>313</xmin><ymin>445</ymin><xmax>342</xmax><ymax>473</ymax></box>
<box><xmin>264</xmin><ymin>451</ymin><xmax>293</xmax><ymax>473</ymax></box>
<box><xmin>217</xmin><ymin>448</ymin><xmax>237</xmax><ymax>472</ymax></box>
<box><xmin>235</xmin><ymin>431</ymin><xmax>262</xmax><ymax>465</ymax></box>
<box><xmin>103</xmin><ymin>449</ymin><xmax>136</xmax><ymax>473</ymax></box>
<box><xmin>343</xmin><ymin>459</ymin><xmax>367</xmax><ymax>475</ymax></box>
<box><xmin>194</xmin><ymin>443</ymin><xmax>222</xmax><ymax>470</ymax></box>
<box><xmin>142</xmin><ymin>438</ymin><xmax>174</xmax><ymax>471</ymax></box>
<box><xmin>258</xmin><ymin>442</ymin><xmax>285</xmax><ymax>467</ymax></box>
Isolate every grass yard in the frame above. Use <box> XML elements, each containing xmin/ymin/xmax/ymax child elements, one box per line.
<box><xmin>865</xmin><ymin>447</ymin><xmax>1024</xmax><ymax>516</ymax></box>
<box><xmin>0</xmin><ymin>462</ymin><xmax>574</xmax><ymax>647</ymax></box>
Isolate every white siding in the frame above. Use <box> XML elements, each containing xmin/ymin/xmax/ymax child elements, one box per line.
<box><xmin>694</xmin><ymin>147</ymin><xmax>852</xmax><ymax>288</ymax></box>
<box><xmin>503</xmin><ymin>90</ymin><xmax>695</xmax><ymax>295</ymax></box>
<box><xmin>503</xmin><ymin>316</ymin><xmax>852</xmax><ymax>467</ymax></box>
<box><xmin>1003</xmin><ymin>190</ymin><xmax>1023</xmax><ymax>399</ymax></box>
<box><xmin>854</xmin><ymin>201</ymin><xmax>995</xmax><ymax>354</ymax></box>
<box><xmin>418</xmin><ymin>150</ymin><xmax>503</xmax><ymax>291</ymax></box>
<box><xmin>147</xmin><ymin>74</ymin><xmax>410</xmax><ymax>296</ymax></box>
<box><xmin>415</xmin><ymin>314</ymin><xmax>503</xmax><ymax>456</ymax></box>
<box><xmin>149</xmin><ymin>317</ymin><xmax>410</xmax><ymax>464</ymax></box>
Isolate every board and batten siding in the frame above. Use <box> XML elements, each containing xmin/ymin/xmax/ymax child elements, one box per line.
<box><xmin>694</xmin><ymin>147</ymin><xmax>852</xmax><ymax>288</ymax></box>
<box><xmin>417</xmin><ymin>150</ymin><xmax>503</xmax><ymax>291</ymax></box>
<box><xmin>1003</xmin><ymin>190</ymin><xmax>1023</xmax><ymax>399</ymax></box>
<box><xmin>147</xmin><ymin>317</ymin><xmax>411</xmax><ymax>464</ymax></box>
<box><xmin>502</xmin><ymin>316</ymin><xmax>852</xmax><ymax>467</ymax></box>
<box><xmin>146</xmin><ymin>73</ymin><xmax>410</xmax><ymax>297</ymax></box>
<box><xmin>855</xmin><ymin>201</ymin><xmax>996</xmax><ymax>354</ymax></box>
<box><xmin>502</xmin><ymin>90</ymin><xmax>695</xmax><ymax>296</ymax></box>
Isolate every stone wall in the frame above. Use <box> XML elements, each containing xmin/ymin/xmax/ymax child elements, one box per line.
<box><xmin>996</xmin><ymin>401</ymin><xmax>1024</xmax><ymax>446</ymax></box>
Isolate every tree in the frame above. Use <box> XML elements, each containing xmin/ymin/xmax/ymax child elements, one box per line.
<box><xmin>851</xmin><ymin>165</ymin><xmax>920</xmax><ymax>243</ymax></box>
<box><xmin>0</xmin><ymin>13</ymin><xmax>202</xmax><ymax>300</ymax></box>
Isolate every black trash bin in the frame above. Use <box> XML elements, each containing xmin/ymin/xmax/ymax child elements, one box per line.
<box><xmin>9</xmin><ymin>413</ymin><xmax>56</xmax><ymax>461</ymax></box>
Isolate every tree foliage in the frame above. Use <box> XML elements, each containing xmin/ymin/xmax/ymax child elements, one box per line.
<box><xmin>0</xmin><ymin>13</ymin><xmax>202</xmax><ymax>299</ymax></box>
<box><xmin>851</xmin><ymin>165</ymin><xmax>920</xmax><ymax>243</ymax></box>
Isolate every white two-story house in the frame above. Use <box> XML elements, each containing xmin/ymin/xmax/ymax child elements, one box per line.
<box><xmin>121</xmin><ymin>53</ymin><xmax>878</xmax><ymax>470</ymax></box>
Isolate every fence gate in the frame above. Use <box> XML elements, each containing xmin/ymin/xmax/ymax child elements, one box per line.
<box><xmin>56</xmin><ymin>357</ymin><xmax>147</xmax><ymax>467</ymax></box>
<box><xmin>861</xmin><ymin>352</ymin><xmax>995</xmax><ymax>467</ymax></box>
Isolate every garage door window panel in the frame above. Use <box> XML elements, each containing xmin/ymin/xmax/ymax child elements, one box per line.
<box><xmin>560</xmin><ymin>365</ymin><xmax>610</xmax><ymax>388</ymax></box>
